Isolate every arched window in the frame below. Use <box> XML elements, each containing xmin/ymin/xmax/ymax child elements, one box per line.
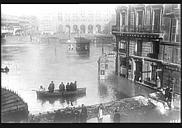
<box><xmin>88</xmin><ymin>24</ymin><xmax>93</xmax><ymax>33</ymax></box>
<box><xmin>96</xmin><ymin>24</ymin><xmax>101</xmax><ymax>33</ymax></box>
<box><xmin>80</xmin><ymin>25</ymin><xmax>86</xmax><ymax>34</ymax></box>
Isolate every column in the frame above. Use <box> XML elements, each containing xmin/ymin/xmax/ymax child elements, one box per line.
<box><xmin>126</xmin><ymin>39</ymin><xmax>130</xmax><ymax>78</ymax></box>
<box><xmin>142</xmin><ymin>58</ymin><xmax>145</xmax><ymax>83</ymax></box>
<box><xmin>116</xmin><ymin>9</ymin><xmax>121</xmax><ymax>31</ymax></box>
<box><xmin>131</xmin><ymin>58</ymin><xmax>135</xmax><ymax>81</ymax></box>
<box><xmin>115</xmin><ymin>37</ymin><xmax>120</xmax><ymax>76</ymax></box>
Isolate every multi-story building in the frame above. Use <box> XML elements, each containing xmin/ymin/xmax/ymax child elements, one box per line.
<box><xmin>112</xmin><ymin>4</ymin><xmax>181</xmax><ymax>95</ymax></box>
<box><xmin>39</xmin><ymin>13</ymin><xmax>58</xmax><ymax>34</ymax></box>
<box><xmin>57</xmin><ymin>7</ymin><xmax>115</xmax><ymax>35</ymax></box>
<box><xmin>1</xmin><ymin>14</ymin><xmax>39</xmax><ymax>36</ymax></box>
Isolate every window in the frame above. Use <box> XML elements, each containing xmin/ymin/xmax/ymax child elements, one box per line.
<box><xmin>171</xmin><ymin>18</ymin><xmax>177</xmax><ymax>41</ymax></box>
<box><xmin>120</xmin><ymin>57</ymin><xmax>126</xmax><ymax>66</ymax></box>
<box><xmin>135</xmin><ymin>40</ymin><xmax>142</xmax><ymax>56</ymax></box>
<box><xmin>119</xmin><ymin>41</ymin><xmax>125</xmax><ymax>49</ymax></box>
<box><xmin>146</xmin><ymin>9</ymin><xmax>151</xmax><ymax>25</ymax></box>
<box><xmin>162</xmin><ymin>17</ymin><xmax>171</xmax><ymax>41</ymax></box>
<box><xmin>101</xmin><ymin>70</ymin><xmax>105</xmax><ymax>75</ymax></box>
<box><xmin>135</xmin><ymin>42</ymin><xmax>137</xmax><ymax>53</ymax></box>
<box><xmin>138</xmin><ymin>11</ymin><xmax>143</xmax><ymax>26</ymax></box>
<box><xmin>120</xmin><ymin>13</ymin><xmax>122</xmax><ymax>28</ymax></box>
<box><xmin>153</xmin><ymin>9</ymin><xmax>161</xmax><ymax>33</ymax></box>
<box><xmin>130</xmin><ymin>12</ymin><xmax>135</xmax><ymax>31</ymax></box>
<box><xmin>105</xmin><ymin>64</ymin><xmax>108</xmax><ymax>69</ymax></box>
<box><xmin>122</xmin><ymin>13</ymin><xmax>126</xmax><ymax>26</ymax></box>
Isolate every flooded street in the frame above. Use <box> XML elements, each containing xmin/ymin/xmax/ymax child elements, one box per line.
<box><xmin>1</xmin><ymin>4</ymin><xmax>180</xmax><ymax>123</ymax></box>
<box><xmin>1</xmin><ymin>37</ymin><xmax>155</xmax><ymax>115</ymax></box>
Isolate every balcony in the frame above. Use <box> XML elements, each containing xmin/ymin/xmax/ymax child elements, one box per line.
<box><xmin>147</xmin><ymin>53</ymin><xmax>158</xmax><ymax>59</ymax></box>
<box><xmin>112</xmin><ymin>25</ymin><xmax>119</xmax><ymax>32</ymax></box>
<box><xmin>136</xmin><ymin>25</ymin><xmax>162</xmax><ymax>33</ymax></box>
<box><xmin>112</xmin><ymin>25</ymin><xmax>128</xmax><ymax>33</ymax></box>
<box><xmin>118</xmin><ymin>48</ymin><xmax>126</xmax><ymax>53</ymax></box>
<box><xmin>112</xmin><ymin>25</ymin><xmax>164</xmax><ymax>39</ymax></box>
<box><xmin>120</xmin><ymin>26</ymin><xmax>128</xmax><ymax>32</ymax></box>
<box><xmin>134</xmin><ymin>51</ymin><xmax>142</xmax><ymax>56</ymax></box>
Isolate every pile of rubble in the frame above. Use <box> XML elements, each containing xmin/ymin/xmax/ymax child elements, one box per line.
<box><xmin>27</xmin><ymin>95</ymin><xmax>156</xmax><ymax>123</ymax></box>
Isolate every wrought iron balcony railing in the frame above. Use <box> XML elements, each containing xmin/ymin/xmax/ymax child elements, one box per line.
<box><xmin>112</xmin><ymin>25</ymin><xmax>119</xmax><ymax>32</ymax></box>
<box><xmin>118</xmin><ymin>48</ymin><xmax>126</xmax><ymax>53</ymax></box>
<box><xmin>134</xmin><ymin>51</ymin><xmax>142</xmax><ymax>56</ymax></box>
<box><xmin>136</xmin><ymin>25</ymin><xmax>162</xmax><ymax>33</ymax></box>
<box><xmin>113</xmin><ymin>25</ymin><xmax>164</xmax><ymax>34</ymax></box>
<box><xmin>147</xmin><ymin>53</ymin><xmax>158</xmax><ymax>59</ymax></box>
<box><xmin>112</xmin><ymin>25</ymin><xmax>128</xmax><ymax>32</ymax></box>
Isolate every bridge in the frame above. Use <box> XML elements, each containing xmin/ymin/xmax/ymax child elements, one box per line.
<box><xmin>60</xmin><ymin>23</ymin><xmax>103</xmax><ymax>34</ymax></box>
<box><xmin>1</xmin><ymin>15</ymin><xmax>31</xmax><ymax>36</ymax></box>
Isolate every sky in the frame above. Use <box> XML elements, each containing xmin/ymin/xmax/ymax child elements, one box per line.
<box><xmin>1</xmin><ymin>4</ymin><xmax>118</xmax><ymax>17</ymax></box>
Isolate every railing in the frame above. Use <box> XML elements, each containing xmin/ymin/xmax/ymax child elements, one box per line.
<box><xmin>112</xmin><ymin>25</ymin><xmax>119</xmax><ymax>32</ymax></box>
<box><xmin>120</xmin><ymin>26</ymin><xmax>128</xmax><ymax>32</ymax></box>
<box><xmin>118</xmin><ymin>48</ymin><xmax>126</xmax><ymax>53</ymax></box>
<box><xmin>112</xmin><ymin>25</ymin><xmax>128</xmax><ymax>32</ymax></box>
<box><xmin>112</xmin><ymin>25</ymin><xmax>164</xmax><ymax>34</ymax></box>
<box><xmin>136</xmin><ymin>25</ymin><xmax>162</xmax><ymax>33</ymax></box>
<box><xmin>147</xmin><ymin>53</ymin><xmax>159</xmax><ymax>59</ymax></box>
<box><xmin>134</xmin><ymin>51</ymin><xmax>142</xmax><ymax>56</ymax></box>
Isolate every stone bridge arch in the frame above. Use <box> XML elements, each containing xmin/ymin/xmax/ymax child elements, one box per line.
<box><xmin>73</xmin><ymin>25</ymin><xmax>79</xmax><ymax>34</ymax></box>
<box><xmin>96</xmin><ymin>24</ymin><xmax>101</xmax><ymax>33</ymax></box>
<box><xmin>65</xmin><ymin>25</ymin><xmax>71</xmax><ymax>34</ymax></box>
<box><xmin>88</xmin><ymin>24</ymin><xmax>93</xmax><ymax>34</ymax></box>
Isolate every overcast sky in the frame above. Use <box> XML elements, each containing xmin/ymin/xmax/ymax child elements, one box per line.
<box><xmin>1</xmin><ymin>4</ymin><xmax>118</xmax><ymax>17</ymax></box>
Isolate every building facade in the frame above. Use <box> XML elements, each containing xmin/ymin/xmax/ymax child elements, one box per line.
<box><xmin>56</xmin><ymin>7</ymin><xmax>115</xmax><ymax>35</ymax></box>
<box><xmin>1</xmin><ymin>14</ymin><xmax>39</xmax><ymax>36</ymax></box>
<box><xmin>112</xmin><ymin>4</ymin><xmax>181</xmax><ymax>95</ymax></box>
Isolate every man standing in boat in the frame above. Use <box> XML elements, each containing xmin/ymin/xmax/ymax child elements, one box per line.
<box><xmin>74</xmin><ymin>81</ymin><xmax>77</xmax><ymax>91</ymax></box>
<box><xmin>59</xmin><ymin>82</ymin><xmax>65</xmax><ymax>91</ymax></box>
<box><xmin>66</xmin><ymin>82</ymin><xmax>70</xmax><ymax>91</ymax></box>
<box><xmin>70</xmin><ymin>82</ymin><xmax>74</xmax><ymax>91</ymax></box>
<box><xmin>48</xmin><ymin>81</ymin><xmax>55</xmax><ymax>93</ymax></box>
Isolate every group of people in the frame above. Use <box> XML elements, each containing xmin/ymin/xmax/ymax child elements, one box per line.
<box><xmin>48</xmin><ymin>81</ymin><xmax>55</xmax><ymax>93</ymax></box>
<box><xmin>60</xmin><ymin>81</ymin><xmax>77</xmax><ymax>92</ymax></box>
<box><xmin>39</xmin><ymin>81</ymin><xmax>77</xmax><ymax>92</ymax></box>
<box><xmin>54</xmin><ymin>104</ymin><xmax>88</xmax><ymax>123</ymax></box>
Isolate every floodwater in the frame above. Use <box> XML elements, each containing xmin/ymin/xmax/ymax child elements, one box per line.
<box><xmin>1</xmin><ymin>36</ymin><xmax>156</xmax><ymax>115</ymax></box>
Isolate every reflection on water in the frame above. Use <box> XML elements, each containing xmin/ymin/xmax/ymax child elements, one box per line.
<box><xmin>98</xmin><ymin>80</ymin><xmax>108</xmax><ymax>98</ymax></box>
<box><xmin>37</xmin><ymin>93</ymin><xmax>86</xmax><ymax>106</ymax></box>
<box><xmin>1</xmin><ymin>39</ymin><xmax>115</xmax><ymax>114</ymax></box>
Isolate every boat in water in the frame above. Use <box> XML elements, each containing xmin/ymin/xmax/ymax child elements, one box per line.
<box><xmin>36</xmin><ymin>88</ymin><xmax>86</xmax><ymax>98</ymax></box>
<box><xmin>1</xmin><ymin>67</ymin><xmax>9</xmax><ymax>73</ymax></box>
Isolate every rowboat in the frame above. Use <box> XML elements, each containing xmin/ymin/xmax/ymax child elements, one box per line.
<box><xmin>1</xmin><ymin>68</ymin><xmax>9</xmax><ymax>73</ymax></box>
<box><xmin>36</xmin><ymin>88</ymin><xmax>86</xmax><ymax>98</ymax></box>
<box><xmin>37</xmin><ymin>92</ymin><xmax>86</xmax><ymax>105</ymax></box>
